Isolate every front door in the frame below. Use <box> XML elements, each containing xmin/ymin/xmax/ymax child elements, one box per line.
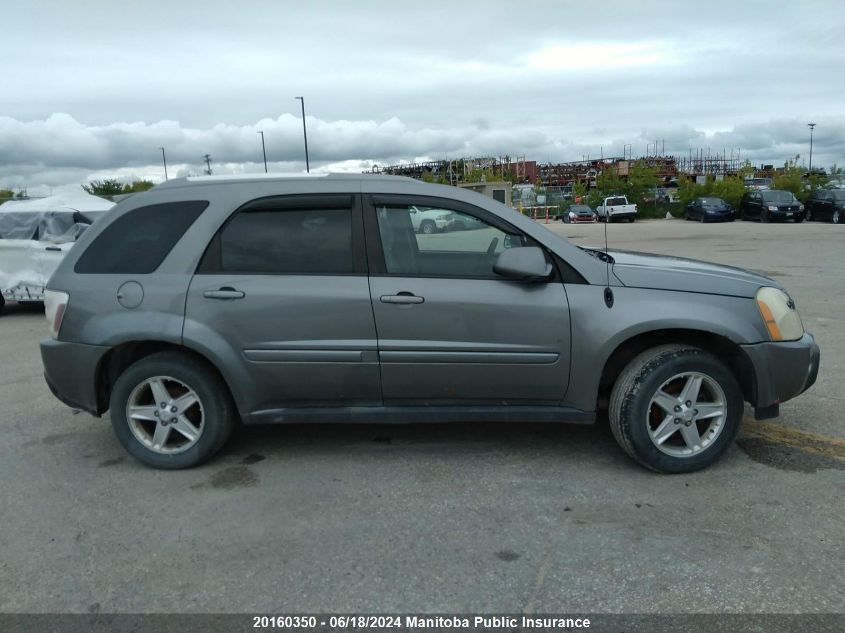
<box><xmin>185</xmin><ymin>193</ymin><xmax>381</xmax><ymax>413</ymax></box>
<box><xmin>364</xmin><ymin>195</ymin><xmax>571</xmax><ymax>405</ymax></box>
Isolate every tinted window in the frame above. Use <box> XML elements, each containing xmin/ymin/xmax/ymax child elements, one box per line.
<box><xmin>762</xmin><ymin>191</ymin><xmax>796</xmax><ymax>203</ymax></box>
<box><xmin>75</xmin><ymin>201</ymin><xmax>208</xmax><ymax>274</ymax></box>
<box><xmin>220</xmin><ymin>208</ymin><xmax>353</xmax><ymax>274</ymax></box>
<box><xmin>375</xmin><ymin>204</ymin><xmax>531</xmax><ymax>277</ymax></box>
<box><xmin>606</xmin><ymin>197</ymin><xmax>627</xmax><ymax>206</ymax></box>
<box><xmin>831</xmin><ymin>191</ymin><xmax>845</xmax><ymax>201</ymax></box>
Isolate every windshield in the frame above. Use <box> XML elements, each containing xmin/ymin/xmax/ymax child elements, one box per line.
<box><xmin>831</xmin><ymin>190</ymin><xmax>845</xmax><ymax>201</ymax></box>
<box><xmin>763</xmin><ymin>191</ymin><xmax>796</xmax><ymax>203</ymax></box>
<box><xmin>700</xmin><ymin>197</ymin><xmax>724</xmax><ymax>206</ymax></box>
<box><xmin>745</xmin><ymin>178</ymin><xmax>772</xmax><ymax>186</ymax></box>
<box><xmin>571</xmin><ymin>205</ymin><xmax>591</xmax><ymax>213</ymax></box>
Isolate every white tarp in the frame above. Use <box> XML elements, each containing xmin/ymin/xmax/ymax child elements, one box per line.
<box><xmin>0</xmin><ymin>192</ymin><xmax>113</xmax><ymax>301</ymax></box>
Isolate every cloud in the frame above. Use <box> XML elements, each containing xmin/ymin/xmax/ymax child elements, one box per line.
<box><xmin>2</xmin><ymin>113</ymin><xmax>844</xmax><ymax>193</ymax></box>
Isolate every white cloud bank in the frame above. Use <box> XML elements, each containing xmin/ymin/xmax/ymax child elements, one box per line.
<box><xmin>2</xmin><ymin>113</ymin><xmax>843</xmax><ymax>194</ymax></box>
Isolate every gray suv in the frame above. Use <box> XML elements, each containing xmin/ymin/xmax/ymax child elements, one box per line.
<box><xmin>40</xmin><ymin>174</ymin><xmax>820</xmax><ymax>472</ymax></box>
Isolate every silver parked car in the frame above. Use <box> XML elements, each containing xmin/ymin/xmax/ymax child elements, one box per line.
<box><xmin>40</xmin><ymin>174</ymin><xmax>819</xmax><ymax>472</ymax></box>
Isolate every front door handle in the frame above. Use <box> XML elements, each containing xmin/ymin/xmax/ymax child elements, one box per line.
<box><xmin>380</xmin><ymin>293</ymin><xmax>424</xmax><ymax>305</ymax></box>
<box><xmin>45</xmin><ymin>246</ymin><xmax>62</xmax><ymax>252</ymax></box>
<box><xmin>203</xmin><ymin>287</ymin><xmax>245</xmax><ymax>300</ymax></box>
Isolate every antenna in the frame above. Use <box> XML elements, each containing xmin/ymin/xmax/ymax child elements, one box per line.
<box><xmin>603</xmin><ymin>213</ymin><xmax>614</xmax><ymax>308</ymax></box>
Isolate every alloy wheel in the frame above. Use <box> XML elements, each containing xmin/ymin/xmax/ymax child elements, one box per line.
<box><xmin>646</xmin><ymin>372</ymin><xmax>727</xmax><ymax>458</ymax></box>
<box><xmin>126</xmin><ymin>376</ymin><xmax>205</xmax><ymax>454</ymax></box>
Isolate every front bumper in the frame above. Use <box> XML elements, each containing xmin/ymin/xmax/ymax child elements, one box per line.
<box><xmin>41</xmin><ymin>338</ymin><xmax>109</xmax><ymax>416</ymax></box>
<box><xmin>741</xmin><ymin>332</ymin><xmax>820</xmax><ymax>419</ymax></box>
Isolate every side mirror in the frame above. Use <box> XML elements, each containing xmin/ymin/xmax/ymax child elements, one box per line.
<box><xmin>493</xmin><ymin>246</ymin><xmax>553</xmax><ymax>281</ymax></box>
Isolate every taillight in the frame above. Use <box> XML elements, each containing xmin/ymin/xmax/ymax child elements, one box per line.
<box><xmin>44</xmin><ymin>290</ymin><xmax>69</xmax><ymax>339</ymax></box>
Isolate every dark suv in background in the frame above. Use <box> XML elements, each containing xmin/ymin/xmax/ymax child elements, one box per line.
<box><xmin>739</xmin><ymin>189</ymin><xmax>805</xmax><ymax>223</ymax></box>
<box><xmin>805</xmin><ymin>188</ymin><xmax>844</xmax><ymax>224</ymax></box>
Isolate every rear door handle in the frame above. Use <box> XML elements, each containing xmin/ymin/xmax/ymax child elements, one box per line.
<box><xmin>380</xmin><ymin>293</ymin><xmax>424</xmax><ymax>305</ymax></box>
<box><xmin>203</xmin><ymin>287</ymin><xmax>245</xmax><ymax>300</ymax></box>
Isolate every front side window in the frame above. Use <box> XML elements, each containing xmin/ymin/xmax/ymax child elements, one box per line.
<box><xmin>375</xmin><ymin>204</ymin><xmax>530</xmax><ymax>277</ymax></box>
<box><xmin>219</xmin><ymin>207</ymin><xmax>353</xmax><ymax>274</ymax></box>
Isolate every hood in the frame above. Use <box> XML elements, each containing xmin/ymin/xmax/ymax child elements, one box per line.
<box><xmin>605</xmin><ymin>249</ymin><xmax>779</xmax><ymax>298</ymax></box>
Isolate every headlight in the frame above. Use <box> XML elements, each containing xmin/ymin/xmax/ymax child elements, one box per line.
<box><xmin>756</xmin><ymin>287</ymin><xmax>803</xmax><ymax>341</ymax></box>
<box><xmin>767</xmin><ymin>205</ymin><xmax>779</xmax><ymax>211</ymax></box>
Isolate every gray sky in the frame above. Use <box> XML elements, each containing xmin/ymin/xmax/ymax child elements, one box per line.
<box><xmin>3</xmin><ymin>0</ymin><xmax>844</xmax><ymax>192</ymax></box>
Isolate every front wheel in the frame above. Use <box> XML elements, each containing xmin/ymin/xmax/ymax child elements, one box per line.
<box><xmin>608</xmin><ymin>345</ymin><xmax>743</xmax><ymax>473</ymax></box>
<box><xmin>794</xmin><ymin>215</ymin><xmax>804</xmax><ymax>223</ymax></box>
<box><xmin>628</xmin><ymin>216</ymin><xmax>635</xmax><ymax>223</ymax></box>
<box><xmin>833</xmin><ymin>209</ymin><xmax>841</xmax><ymax>224</ymax></box>
<box><xmin>420</xmin><ymin>220</ymin><xmax>436</xmax><ymax>235</ymax></box>
<box><xmin>109</xmin><ymin>352</ymin><xmax>237</xmax><ymax>469</ymax></box>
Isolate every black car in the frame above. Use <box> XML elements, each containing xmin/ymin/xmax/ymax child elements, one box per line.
<box><xmin>805</xmin><ymin>188</ymin><xmax>844</xmax><ymax>224</ymax></box>
<box><xmin>558</xmin><ymin>204</ymin><xmax>596</xmax><ymax>223</ymax></box>
<box><xmin>739</xmin><ymin>189</ymin><xmax>805</xmax><ymax>223</ymax></box>
<box><xmin>683</xmin><ymin>197</ymin><xmax>735</xmax><ymax>223</ymax></box>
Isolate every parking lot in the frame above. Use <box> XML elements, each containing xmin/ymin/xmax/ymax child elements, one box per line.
<box><xmin>1</xmin><ymin>218</ymin><xmax>843</xmax><ymax>614</ymax></box>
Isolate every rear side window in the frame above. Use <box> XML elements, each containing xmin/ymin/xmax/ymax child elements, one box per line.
<box><xmin>75</xmin><ymin>201</ymin><xmax>208</xmax><ymax>274</ymax></box>
<box><xmin>216</xmin><ymin>207</ymin><xmax>354</xmax><ymax>274</ymax></box>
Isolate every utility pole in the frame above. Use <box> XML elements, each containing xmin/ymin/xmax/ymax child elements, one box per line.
<box><xmin>257</xmin><ymin>130</ymin><xmax>268</xmax><ymax>173</ymax></box>
<box><xmin>808</xmin><ymin>123</ymin><xmax>816</xmax><ymax>174</ymax></box>
<box><xmin>294</xmin><ymin>96</ymin><xmax>310</xmax><ymax>172</ymax></box>
<box><xmin>203</xmin><ymin>154</ymin><xmax>212</xmax><ymax>175</ymax></box>
<box><xmin>158</xmin><ymin>147</ymin><xmax>168</xmax><ymax>181</ymax></box>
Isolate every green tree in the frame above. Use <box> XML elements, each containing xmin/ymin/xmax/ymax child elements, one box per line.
<box><xmin>0</xmin><ymin>188</ymin><xmax>14</xmax><ymax>200</ymax></box>
<box><xmin>82</xmin><ymin>179</ymin><xmax>124</xmax><ymax>196</ymax></box>
<box><xmin>122</xmin><ymin>180</ymin><xmax>155</xmax><ymax>193</ymax></box>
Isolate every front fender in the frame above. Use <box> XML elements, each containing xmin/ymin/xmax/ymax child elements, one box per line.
<box><xmin>563</xmin><ymin>284</ymin><xmax>767</xmax><ymax>411</ymax></box>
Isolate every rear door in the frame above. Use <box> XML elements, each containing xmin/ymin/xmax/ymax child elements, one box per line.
<box><xmin>185</xmin><ymin>193</ymin><xmax>381</xmax><ymax>412</ymax></box>
<box><xmin>363</xmin><ymin>194</ymin><xmax>571</xmax><ymax>405</ymax></box>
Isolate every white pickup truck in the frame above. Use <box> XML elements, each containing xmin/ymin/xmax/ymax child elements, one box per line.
<box><xmin>596</xmin><ymin>195</ymin><xmax>637</xmax><ymax>223</ymax></box>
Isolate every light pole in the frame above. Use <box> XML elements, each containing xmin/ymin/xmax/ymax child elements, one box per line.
<box><xmin>807</xmin><ymin>123</ymin><xmax>816</xmax><ymax>174</ymax></box>
<box><xmin>257</xmin><ymin>130</ymin><xmax>268</xmax><ymax>173</ymax></box>
<box><xmin>294</xmin><ymin>96</ymin><xmax>310</xmax><ymax>172</ymax></box>
<box><xmin>158</xmin><ymin>147</ymin><xmax>168</xmax><ymax>181</ymax></box>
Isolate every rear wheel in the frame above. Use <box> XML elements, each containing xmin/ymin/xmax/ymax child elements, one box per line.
<box><xmin>109</xmin><ymin>352</ymin><xmax>236</xmax><ymax>469</ymax></box>
<box><xmin>0</xmin><ymin>295</ymin><xmax>4</xmax><ymax>315</ymax></box>
<box><xmin>628</xmin><ymin>216</ymin><xmax>635</xmax><ymax>223</ymax></box>
<box><xmin>761</xmin><ymin>209</ymin><xmax>770</xmax><ymax>223</ymax></box>
<box><xmin>420</xmin><ymin>220</ymin><xmax>435</xmax><ymax>235</ymax></box>
<box><xmin>794</xmin><ymin>215</ymin><xmax>804</xmax><ymax>223</ymax></box>
<box><xmin>833</xmin><ymin>209</ymin><xmax>841</xmax><ymax>224</ymax></box>
<box><xmin>807</xmin><ymin>207</ymin><xmax>814</xmax><ymax>221</ymax></box>
<box><xmin>608</xmin><ymin>345</ymin><xmax>743</xmax><ymax>473</ymax></box>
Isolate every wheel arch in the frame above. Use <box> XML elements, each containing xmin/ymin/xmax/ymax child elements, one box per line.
<box><xmin>94</xmin><ymin>340</ymin><xmax>239</xmax><ymax>417</ymax></box>
<box><xmin>597</xmin><ymin>328</ymin><xmax>756</xmax><ymax>410</ymax></box>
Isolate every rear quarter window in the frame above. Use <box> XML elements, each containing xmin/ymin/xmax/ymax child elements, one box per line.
<box><xmin>74</xmin><ymin>200</ymin><xmax>208</xmax><ymax>274</ymax></box>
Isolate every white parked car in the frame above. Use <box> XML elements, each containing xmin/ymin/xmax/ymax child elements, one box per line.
<box><xmin>0</xmin><ymin>192</ymin><xmax>112</xmax><ymax>313</ymax></box>
<box><xmin>409</xmin><ymin>206</ymin><xmax>454</xmax><ymax>234</ymax></box>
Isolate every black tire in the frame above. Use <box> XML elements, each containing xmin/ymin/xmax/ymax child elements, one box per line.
<box><xmin>109</xmin><ymin>351</ymin><xmax>237</xmax><ymax>469</ymax></box>
<box><xmin>833</xmin><ymin>209</ymin><xmax>841</xmax><ymax>225</ymax></box>
<box><xmin>608</xmin><ymin>345</ymin><xmax>743</xmax><ymax>473</ymax></box>
<box><xmin>0</xmin><ymin>295</ymin><xmax>4</xmax><ymax>315</ymax></box>
<box><xmin>628</xmin><ymin>216</ymin><xmax>635</xmax><ymax>223</ymax></box>
<box><xmin>794</xmin><ymin>215</ymin><xmax>804</xmax><ymax>223</ymax></box>
<box><xmin>761</xmin><ymin>209</ymin><xmax>769</xmax><ymax>223</ymax></box>
<box><xmin>806</xmin><ymin>208</ymin><xmax>814</xmax><ymax>221</ymax></box>
<box><xmin>420</xmin><ymin>220</ymin><xmax>435</xmax><ymax>235</ymax></box>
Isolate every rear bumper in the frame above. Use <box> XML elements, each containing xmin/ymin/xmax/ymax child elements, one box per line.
<box><xmin>41</xmin><ymin>338</ymin><xmax>109</xmax><ymax>416</ymax></box>
<box><xmin>741</xmin><ymin>332</ymin><xmax>820</xmax><ymax>419</ymax></box>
